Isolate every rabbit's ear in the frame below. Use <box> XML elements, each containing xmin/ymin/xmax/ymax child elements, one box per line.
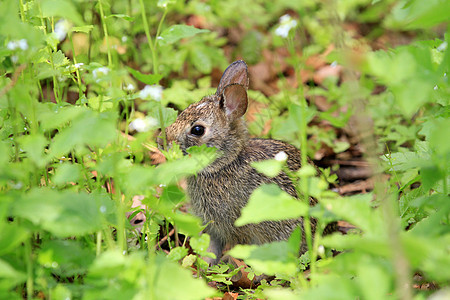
<box><xmin>221</xmin><ymin>84</ymin><xmax>248</xmax><ymax>120</ymax></box>
<box><xmin>216</xmin><ymin>60</ymin><xmax>249</xmax><ymax>96</ymax></box>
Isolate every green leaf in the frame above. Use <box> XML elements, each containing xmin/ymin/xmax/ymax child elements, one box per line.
<box><xmin>387</xmin><ymin>0</ymin><xmax>450</xmax><ymax>29</ymax></box>
<box><xmin>157</xmin><ymin>107</ymin><xmax>178</xmax><ymax>128</ymax></box>
<box><xmin>167</xmin><ymin>247</ymin><xmax>189</xmax><ymax>262</ymax></box>
<box><xmin>263</xmin><ymin>288</ymin><xmax>301</xmax><ymax>300</ymax></box>
<box><xmin>159</xmin><ymin>25</ymin><xmax>209</xmax><ymax>45</ymax></box>
<box><xmin>190</xmin><ymin>45</ymin><xmax>213</xmax><ymax>73</ymax></box>
<box><xmin>17</xmin><ymin>134</ymin><xmax>49</xmax><ymax>168</ymax></box>
<box><xmin>52</xmin><ymin>163</ymin><xmax>82</xmax><ymax>186</ymax></box>
<box><xmin>13</xmin><ymin>188</ymin><xmax>108</xmax><ymax>237</ymax></box>
<box><xmin>366</xmin><ymin>48</ymin><xmax>436</xmax><ymax>116</ymax></box>
<box><xmin>40</xmin><ymin>0</ymin><xmax>84</xmax><ymax>25</ymax></box>
<box><xmin>0</xmin><ymin>223</ymin><xmax>28</xmax><ymax>256</ymax></box>
<box><xmin>181</xmin><ymin>254</ymin><xmax>197</xmax><ymax>268</ymax></box>
<box><xmin>163</xmin><ymin>210</ymin><xmax>204</xmax><ymax>237</ymax></box>
<box><xmin>0</xmin><ymin>141</ymin><xmax>11</xmax><ymax>166</ymax></box>
<box><xmin>235</xmin><ymin>184</ymin><xmax>307</xmax><ymax>226</ymax></box>
<box><xmin>86</xmin><ymin>251</ymin><xmax>215</xmax><ymax>300</ymax></box>
<box><xmin>127</xmin><ymin>67</ymin><xmax>162</xmax><ymax>85</ymax></box>
<box><xmin>36</xmin><ymin>103</ymin><xmax>84</xmax><ymax>131</ymax></box>
<box><xmin>402</xmin><ymin>229</ymin><xmax>450</xmax><ymax>282</ymax></box>
<box><xmin>427</xmin><ymin>117</ymin><xmax>450</xmax><ymax>157</ymax></box>
<box><xmin>154</xmin><ymin>145</ymin><xmax>217</xmax><ymax>186</ymax></box>
<box><xmin>420</xmin><ymin>165</ymin><xmax>444</xmax><ymax>192</ymax></box>
<box><xmin>331</xmin><ymin>141</ymin><xmax>350</xmax><ymax>153</ymax></box>
<box><xmin>50</xmin><ymin>285</ymin><xmax>72</xmax><ymax>300</ymax></box>
<box><xmin>227</xmin><ymin>240</ymin><xmax>298</xmax><ymax>276</ymax></box>
<box><xmin>322</xmin><ymin>234</ymin><xmax>390</xmax><ymax>257</ymax></box>
<box><xmin>382</xmin><ymin>151</ymin><xmax>423</xmax><ymax>172</ymax></box>
<box><xmin>322</xmin><ymin>194</ymin><xmax>386</xmax><ymax>236</ymax></box>
<box><xmin>106</xmin><ymin>14</ymin><xmax>134</xmax><ymax>21</ymax></box>
<box><xmin>88</xmin><ymin>96</ymin><xmax>114</xmax><ymax>112</ymax></box>
<box><xmin>0</xmin><ymin>259</ymin><xmax>27</xmax><ymax>290</ymax></box>
<box><xmin>71</xmin><ymin>25</ymin><xmax>94</xmax><ymax>33</ymax></box>
<box><xmin>37</xmin><ymin>239</ymin><xmax>95</xmax><ymax>276</ymax></box>
<box><xmin>152</xmin><ymin>254</ymin><xmax>215</xmax><ymax>300</ymax></box>
<box><xmin>356</xmin><ymin>259</ymin><xmax>390</xmax><ymax>300</ymax></box>
<box><xmin>251</xmin><ymin>159</ymin><xmax>284</xmax><ymax>178</ymax></box>
<box><xmin>190</xmin><ymin>234</ymin><xmax>212</xmax><ymax>257</ymax></box>
<box><xmin>298</xmin><ymin>273</ymin><xmax>359</xmax><ymax>299</ymax></box>
<box><xmin>49</xmin><ymin>110</ymin><xmax>117</xmax><ymax>158</ymax></box>
<box><xmin>297</xmin><ymin>164</ymin><xmax>317</xmax><ymax>177</ymax></box>
<box><xmin>52</xmin><ymin>50</ymin><xmax>70</xmax><ymax>67</ymax></box>
<box><xmin>0</xmin><ymin>1</ymin><xmax>44</xmax><ymax>46</ymax></box>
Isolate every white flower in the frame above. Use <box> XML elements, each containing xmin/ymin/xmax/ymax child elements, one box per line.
<box><xmin>437</xmin><ymin>41</ymin><xmax>447</xmax><ymax>52</ymax></box>
<box><xmin>139</xmin><ymin>85</ymin><xmax>163</xmax><ymax>101</ymax></box>
<box><xmin>129</xmin><ymin>116</ymin><xmax>158</xmax><ymax>132</ymax></box>
<box><xmin>18</xmin><ymin>39</ymin><xmax>28</xmax><ymax>50</ymax></box>
<box><xmin>54</xmin><ymin>19</ymin><xmax>71</xmax><ymax>41</ymax></box>
<box><xmin>318</xmin><ymin>245</ymin><xmax>325</xmax><ymax>257</ymax></box>
<box><xmin>7</xmin><ymin>39</ymin><xmax>28</xmax><ymax>51</ymax></box>
<box><xmin>275</xmin><ymin>14</ymin><xmax>298</xmax><ymax>38</ymax></box>
<box><xmin>12</xmin><ymin>181</ymin><xmax>23</xmax><ymax>189</ymax></box>
<box><xmin>7</xmin><ymin>41</ymin><xmax>17</xmax><ymax>50</ymax></box>
<box><xmin>93</xmin><ymin>67</ymin><xmax>110</xmax><ymax>80</ymax></box>
<box><xmin>74</xmin><ymin>63</ymin><xmax>84</xmax><ymax>69</ymax></box>
<box><xmin>11</xmin><ymin>55</ymin><xmax>18</xmax><ymax>63</ymax></box>
<box><xmin>121</xmin><ymin>36</ymin><xmax>128</xmax><ymax>43</ymax></box>
<box><xmin>275</xmin><ymin>151</ymin><xmax>288</xmax><ymax>161</ymax></box>
<box><xmin>124</xmin><ymin>83</ymin><xmax>135</xmax><ymax>91</ymax></box>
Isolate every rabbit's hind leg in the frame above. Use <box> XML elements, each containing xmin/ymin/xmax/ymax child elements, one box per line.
<box><xmin>203</xmin><ymin>235</ymin><xmax>225</xmax><ymax>266</ymax></box>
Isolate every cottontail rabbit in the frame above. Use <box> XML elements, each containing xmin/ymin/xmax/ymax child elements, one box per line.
<box><xmin>165</xmin><ymin>60</ymin><xmax>314</xmax><ymax>265</ymax></box>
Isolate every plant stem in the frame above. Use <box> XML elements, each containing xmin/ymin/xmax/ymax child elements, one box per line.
<box><xmin>138</xmin><ymin>0</ymin><xmax>158</xmax><ymax>74</ymax></box>
<box><xmin>116</xmin><ymin>190</ymin><xmax>126</xmax><ymax>253</ymax></box>
<box><xmin>158</xmin><ymin>104</ymin><xmax>167</xmax><ymax>149</ymax></box>
<box><xmin>287</xmin><ymin>33</ymin><xmax>317</xmax><ymax>279</ymax></box>
<box><xmin>19</xmin><ymin>0</ymin><xmax>26</xmax><ymax>22</ymax></box>
<box><xmin>98</xmin><ymin>0</ymin><xmax>112</xmax><ymax>67</ymax></box>
<box><xmin>36</xmin><ymin>4</ymin><xmax>60</xmax><ymax>103</ymax></box>
<box><xmin>68</xmin><ymin>32</ymin><xmax>83</xmax><ymax>98</ymax></box>
<box><xmin>154</xmin><ymin>7</ymin><xmax>168</xmax><ymax>52</ymax></box>
<box><xmin>96</xmin><ymin>231</ymin><xmax>102</xmax><ymax>256</ymax></box>
<box><xmin>24</xmin><ymin>237</ymin><xmax>33</xmax><ymax>299</ymax></box>
<box><xmin>328</xmin><ymin>0</ymin><xmax>413</xmax><ymax>294</ymax></box>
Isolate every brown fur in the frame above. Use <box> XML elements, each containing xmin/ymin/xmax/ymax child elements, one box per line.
<box><xmin>165</xmin><ymin>60</ymin><xmax>314</xmax><ymax>264</ymax></box>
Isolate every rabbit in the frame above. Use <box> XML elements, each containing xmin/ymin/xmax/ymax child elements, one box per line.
<box><xmin>164</xmin><ymin>60</ymin><xmax>316</xmax><ymax>265</ymax></box>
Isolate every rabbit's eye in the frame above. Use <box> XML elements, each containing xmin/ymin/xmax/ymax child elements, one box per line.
<box><xmin>190</xmin><ymin>125</ymin><xmax>205</xmax><ymax>136</ymax></box>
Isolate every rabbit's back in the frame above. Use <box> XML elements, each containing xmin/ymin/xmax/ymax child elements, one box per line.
<box><xmin>187</xmin><ymin>138</ymin><xmax>304</xmax><ymax>249</ymax></box>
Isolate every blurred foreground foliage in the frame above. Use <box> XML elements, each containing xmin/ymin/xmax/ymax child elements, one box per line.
<box><xmin>0</xmin><ymin>0</ymin><xmax>448</xmax><ymax>299</ymax></box>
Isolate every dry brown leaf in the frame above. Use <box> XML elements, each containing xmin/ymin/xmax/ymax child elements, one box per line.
<box><xmin>313</xmin><ymin>65</ymin><xmax>343</xmax><ymax>85</ymax></box>
<box><xmin>222</xmin><ymin>292</ymin><xmax>239</xmax><ymax>300</ymax></box>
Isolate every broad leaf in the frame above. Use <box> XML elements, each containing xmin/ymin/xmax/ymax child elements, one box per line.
<box><xmin>13</xmin><ymin>188</ymin><xmax>109</xmax><ymax>237</ymax></box>
<box><xmin>235</xmin><ymin>184</ymin><xmax>307</xmax><ymax>226</ymax></box>
<box><xmin>128</xmin><ymin>67</ymin><xmax>162</xmax><ymax>85</ymax></box>
<box><xmin>159</xmin><ymin>25</ymin><xmax>209</xmax><ymax>45</ymax></box>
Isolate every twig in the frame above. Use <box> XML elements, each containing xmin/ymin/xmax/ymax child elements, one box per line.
<box><xmin>155</xmin><ymin>228</ymin><xmax>175</xmax><ymax>249</ymax></box>
<box><xmin>328</xmin><ymin>159</ymin><xmax>370</xmax><ymax>167</ymax></box>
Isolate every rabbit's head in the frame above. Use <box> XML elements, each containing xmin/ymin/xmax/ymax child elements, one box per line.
<box><xmin>165</xmin><ymin>60</ymin><xmax>250</xmax><ymax>172</ymax></box>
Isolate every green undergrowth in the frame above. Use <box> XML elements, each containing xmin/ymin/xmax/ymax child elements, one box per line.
<box><xmin>0</xmin><ymin>0</ymin><xmax>448</xmax><ymax>299</ymax></box>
